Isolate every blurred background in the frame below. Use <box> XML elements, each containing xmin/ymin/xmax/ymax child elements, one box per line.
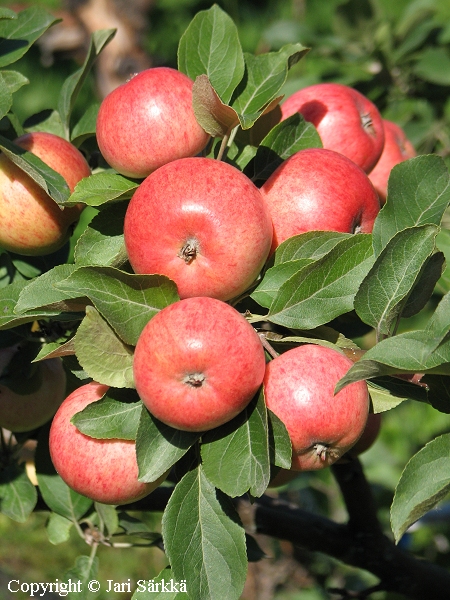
<box><xmin>1</xmin><ymin>1</ymin><xmax>450</xmax><ymax>598</ymax></box>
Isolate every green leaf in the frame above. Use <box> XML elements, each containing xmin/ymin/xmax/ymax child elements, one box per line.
<box><xmin>251</xmin><ymin>259</ymin><xmax>314</xmax><ymax>308</ymax></box>
<box><xmin>161</xmin><ymin>466</ymin><xmax>247</xmax><ymax>600</ymax></box>
<box><xmin>178</xmin><ymin>4</ymin><xmax>244</xmax><ymax>104</ymax></box>
<box><xmin>46</xmin><ymin>512</ymin><xmax>73</xmax><ymax>545</ymax></box>
<box><xmin>58</xmin><ymin>29</ymin><xmax>115</xmax><ymax>138</ymax></box>
<box><xmin>69</xmin><ymin>172</ymin><xmax>139</xmax><ymax>207</ymax></box>
<box><xmin>266</xmin><ymin>234</ymin><xmax>375</xmax><ymax>329</ymax></box>
<box><xmin>136</xmin><ymin>408</ymin><xmax>200</xmax><ymax>483</ymax></box>
<box><xmin>267</xmin><ymin>409</ymin><xmax>292</xmax><ymax>469</ymax></box>
<box><xmin>132</xmin><ymin>567</ymin><xmax>189</xmax><ymax>599</ymax></box>
<box><xmin>413</xmin><ymin>47</ymin><xmax>450</xmax><ymax>86</ymax></box>
<box><xmin>0</xmin><ymin>6</ymin><xmax>59</xmax><ymax>68</ymax></box>
<box><xmin>391</xmin><ymin>434</ymin><xmax>450</xmax><ymax>542</ymax></box>
<box><xmin>0</xmin><ymin>8</ymin><xmax>17</xmax><ymax>19</ymax></box>
<box><xmin>14</xmin><ymin>264</ymin><xmax>81</xmax><ymax>313</ymax></box>
<box><xmin>0</xmin><ymin>462</ymin><xmax>37</xmax><ymax>522</ymax></box>
<box><xmin>355</xmin><ymin>225</ymin><xmax>439</xmax><ymax>335</ymax></box>
<box><xmin>401</xmin><ymin>251</ymin><xmax>445</xmax><ymax>319</ymax></box>
<box><xmin>72</xmin><ymin>392</ymin><xmax>142</xmax><ymax>440</ymax></box>
<box><xmin>0</xmin><ymin>134</ymin><xmax>72</xmax><ymax>204</ymax></box>
<box><xmin>74</xmin><ymin>203</ymin><xmax>127</xmax><ymax>268</ymax></box>
<box><xmin>74</xmin><ymin>306</ymin><xmax>135</xmax><ymax>388</ymax></box>
<box><xmin>273</xmin><ymin>231</ymin><xmax>353</xmax><ymax>265</ymax></box>
<box><xmin>231</xmin><ymin>44</ymin><xmax>308</xmax><ymax>130</ymax></box>
<box><xmin>0</xmin><ymin>70</ymin><xmax>28</xmax><ymax>120</ymax></box>
<box><xmin>71</xmin><ymin>102</ymin><xmax>100</xmax><ymax>147</ymax></box>
<box><xmin>56</xmin><ymin>266</ymin><xmax>179</xmax><ymax>346</ymax></box>
<box><xmin>192</xmin><ymin>75</ymin><xmax>239</xmax><ymax>137</ymax></box>
<box><xmin>373</xmin><ymin>155</ymin><xmax>450</xmax><ymax>255</ymax></box>
<box><xmin>63</xmin><ymin>555</ymin><xmax>99</xmax><ymax>600</ymax></box>
<box><xmin>367</xmin><ymin>378</ymin><xmax>428</xmax><ymax>413</ymax></box>
<box><xmin>95</xmin><ymin>502</ymin><xmax>119</xmax><ymax>536</ymax></box>
<box><xmin>250</xmin><ymin>113</ymin><xmax>322</xmax><ymax>182</ymax></box>
<box><xmin>201</xmin><ymin>392</ymin><xmax>271</xmax><ymax>498</ymax></box>
<box><xmin>436</xmin><ymin>228</ymin><xmax>450</xmax><ymax>294</ymax></box>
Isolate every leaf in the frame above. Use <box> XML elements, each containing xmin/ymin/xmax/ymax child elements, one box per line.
<box><xmin>231</xmin><ymin>44</ymin><xmax>308</xmax><ymax>130</ymax></box>
<box><xmin>274</xmin><ymin>231</ymin><xmax>353</xmax><ymax>265</ymax></box>
<box><xmin>58</xmin><ymin>29</ymin><xmax>116</xmax><ymax>138</ymax></box>
<box><xmin>69</xmin><ymin>171</ymin><xmax>139</xmax><ymax>207</ymax></box>
<box><xmin>0</xmin><ymin>134</ymin><xmax>71</xmax><ymax>205</ymax></box>
<box><xmin>178</xmin><ymin>4</ymin><xmax>244</xmax><ymax>104</ymax></box>
<box><xmin>72</xmin><ymin>392</ymin><xmax>142</xmax><ymax>440</ymax></box>
<box><xmin>251</xmin><ymin>259</ymin><xmax>315</xmax><ymax>308</ymax></box>
<box><xmin>95</xmin><ymin>502</ymin><xmax>119</xmax><ymax>536</ymax></box>
<box><xmin>161</xmin><ymin>466</ymin><xmax>247</xmax><ymax>600</ymax></box>
<box><xmin>267</xmin><ymin>409</ymin><xmax>292</xmax><ymax>469</ymax></box>
<box><xmin>56</xmin><ymin>266</ymin><xmax>179</xmax><ymax>346</ymax></box>
<box><xmin>63</xmin><ymin>555</ymin><xmax>99</xmax><ymax>600</ymax></box>
<box><xmin>132</xmin><ymin>567</ymin><xmax>189</xmax><ymax>599</ymax></box>
<box><xmin>74</xmin><ymin>306</ymin><xmax>135</xmax><ymax>388</ymax></box>
<box><xmin>136</xmin><ymin>408</ymin><xmax>201</xmax><ymax>483</ymax></box>
<box><xmin>266</xmin><ymin>234</ymin><xmax>375</xmax><ymax>329</ymax></box>
<box><xmin>401</xmin><ymin>251</ymin><xmax>445</xmax><ymax>319</ymax></box>
<box><xmin>46</xmin><ymin>512</ymin><xmax>73</xmax><ymax>545</ymax></box>
<box><xmin>0</xmin><ymin>6</ymin><xmax>59</xmax><ymax>68</ymax></box>
<box><xmin>391</xmin><ymin>433</ymin><xmax>450</xmax><ymax>542</ymax></box>
<box><xmin>0</xmin><ymin>8</ymin><xmax>17</xmax><ymax>19</ymax></box>
<box><xmin>354</xmin><ymin>225</ymin><xmax>439</xmax><ymax>335</ymax></box>
<box><xmin>201</xmin><ymin>392</ymin><xmax>271</xmax><ymax>498</ymax></box>
<box><xmin>15</xmin><ymin>264</ymin><xmax>80</xmax><ymax>313</ymax></box>
<box><xmin>71</xmin><ymin>102</ymin><xmax>100</xmax><ymax>146</ymax></box>
<box><xmin>373</xmin><ymin>155</ymin><xmax>450</xmax><ymax>255</ymax></box>
<box><xmin>0</xmin><ymin>70</ymin><xmax>28</xmax><ymax>120</ymax></box>
<box><xmin>74</xmin><ymin>202</ymin><xmax>128</xmax><ymax>268</ymax></box>
<box><xmin>192</xmin><ymin>75</ymin><xmax>239</xmax><ymax>137</ymax></box>
<box><xmin>250</xmin><ymin>113</ymin><xmax>322</xmax><ymax>182</ymax></box>
<box><xmin>0</xmin><ymin>462</ymin><xmax>37</xmax><ymax>522</ymax></box>
<box><xmin>367</xmin><ymin>379</ymin><xmax>427</xmax><ymax>414</ymax></box>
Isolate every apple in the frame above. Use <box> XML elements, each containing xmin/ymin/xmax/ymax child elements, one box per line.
<box><xmin>347</xmin><ymin>412</ymin><xmax>382</xmax><ymax>457</ymax></box>
<box><xmin>49</xmin><ymin>382</ymin><xmax>166</xmax><ymax>505</ymax></box>
<box><xmin>124</xmin><ymin>156</ymin><xmax>273</xmax><ymax>301</ymax></box>
<box><xmin>0</xmin><ymin>345</ymin><xmax>66</xmax><ymax>432</ymax></box>
<box><xmin>260</xmin><ymin>147</ymin><xmax>380</xmax><ymax>252</ymax></box>
<box><xmin>0</xmin><ymin>132</ymin><xmax>90</xmax><ymax>256</ymax></box>
<box><xmin>280</xmin><ymin>82</ymin><xmax>385</xmax><ymax>173</ymax></box>
<box><xmin>368</xmin><ymin>119</ymin><xmax>416</xmax><ymax>204</ymax></box>
<box><xmin>96</xmin><ymin>66</ymin><xmax>210</xmax><ymax>178</ymax></box>
<box><xmin>263</xmin><ymin>343</ymin><xmax>369</xmax><ymax>471</ymax></box>
<box><xmin>133</xmin><ymin>296</ymin><xmax>266</xmax><ymax>432</ymax></box>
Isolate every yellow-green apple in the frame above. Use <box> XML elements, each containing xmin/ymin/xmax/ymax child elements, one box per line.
<box><xmin>368</xmin><ymin>119</ymin><xmax>416</xmax><ymax>204</ymax></box>
<box><xmin>49</xmin><ymin>382</ymin><xmax>166</xmax><ymax>504</ymax></box>
<box><xmin>133</xmin><ymin>297</ymin><xmax>266</xmax><ymax>432</ymax></box>
<box><xmin>124</xmin><ymin>156</ymin><xmax>273</xmax><ymax>301</ymax></box>
<box><xmin>281</xmin><ymin>83</ymin><xmax>385</xmax><ymax>173</ymax></box>
<box><xmin>263</xmin><ymin>343</ymin><xmax>369</xmax><ymax>471</ymax></box>
<box><xmin>0</xmin><ymin>132</ymin><xmax>90</xmax><ymax>256</ymax></box>
<box><xmin>96</xmin><ymin>66</ymin><xmax>210</xmax><ymax>178</ymax></box>
<box><xmin>347</xmin><ymin>412</ymin><xmax>382</xmax><ymax>457</ymax></box>
<box><xmin>0</xmin><ymin>345</ymin><xmax>66</xmax><ymax>432</ymax></box>
<box><xmin>261</xmin><ymin>147</ymin><xmax>380</xmax><ymax>253</ymax></box>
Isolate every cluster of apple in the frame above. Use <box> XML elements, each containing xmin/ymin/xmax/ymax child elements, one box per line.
<box><xmin>0</xmin><ymin>64</ymin><xmax>412</xmax><ymax>504</ymax></box>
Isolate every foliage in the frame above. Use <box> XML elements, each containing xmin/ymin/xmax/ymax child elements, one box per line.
<box><xmin>1</xmin><ymin>3</ymin><xmax>450</xmax><ymax>600</ymax></box>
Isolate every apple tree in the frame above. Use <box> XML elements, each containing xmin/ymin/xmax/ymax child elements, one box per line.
<box><xmin>1</xmin><ymin>5</ymin><xmax>450</xmax><ymax>599</ymax></box>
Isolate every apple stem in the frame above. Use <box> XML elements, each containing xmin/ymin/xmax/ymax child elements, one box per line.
<box><xmin>258</xmin><ymin>333</ymin><xmax>279</xmax><ymax>359</ymax></box>
<box><xmin>216</xmin><ymin>125</ymin><xmax>239</xmax><ymax>162</ymax></box>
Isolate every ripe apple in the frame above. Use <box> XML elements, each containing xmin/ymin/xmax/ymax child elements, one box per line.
<box><xmin>260</xmin><ymin>147</ymin><xmax>380</xmax><ymax>252</ymax></box>
<box><xmin>0</xmin><ymin>345</ymin><xmax>66</xmax><ymax>432</ymax></box>
<box><xmin>133</xmin><ymin>296</ymin><xmax>266</xmax><ymax>432</ymax></box>
<box><xmin>263</xmin><ymin>343</ymin><xmax>369</xmax><ymax>471</ymax></box>
<box><xmin>0</xmin><ymin>132</ymin><xmax>90</xmax><ymax>256</ymax></box>
<box><xmin>96</xmin><ymin>66</ymin><xmax>210</xmax><ymax>178</ymax></box>
<box><xmin>368</xmin><ymin>119</ymin><xmax>416</xmax><ymax>204</ymax></box>
<box><xmin>347</xmin><ymin>412</ymin><xmax>382</xmax><ymax>457</ymax></box>
<box><xmin>49</xmin><ymin>382</ymin><xmax>166</xmax><ymax>505</ymax></box>
<box><xmin>280</xmin><ymin>82</ymin><xmax>385</xmax><ymax>173</ymax></box>
<box><xmin>124</xmin><ymin>156</ymin><xmax>273</xmax><ymax>301</ymax></box>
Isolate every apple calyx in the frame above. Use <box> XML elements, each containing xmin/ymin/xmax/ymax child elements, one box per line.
<box><xmin>313</xmin><ymin>443</ymin><xmax>340</xmax><ymax>462</ymax></box>
<box><xmin>184</xmin><ymin>372</ymin><xmax>206</xmax><ymax>387</ymax></box>
<box><xmin>179</xmin><ymin>238</ymin><xmax>200</xmax><ymax>264</ymax></box>
<box><xmin>361</xmin><ymin>112</ymin><xmax>375</xmax><ymax>134</ymax></box>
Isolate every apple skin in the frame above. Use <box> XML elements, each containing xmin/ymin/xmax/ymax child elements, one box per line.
<box><xmin>368</xmin><ymin>119</ymin><xmax>416</xmax><ymax>204</ymax></box>
<box><xmin>96</xmin><ymin>67</ymin><xmax>210</xmax><ymax>178</ymax></box>
<box><xmin>0</xmin><ymin>346</ymin><xmax>66</xmax><ymax>433</ymax></box>
<box><xmin>263</xmin><ymin>344</ymin><xmax>370</xmax><ymax>471</ymax></box>
<box><xmin>260</xmin><ymin>147</ymin><xmax>380</xmax><ymax>252</ymax></box>
<box><xmin>124</xmin><ymin>156</ymin><xmax>273</xmax><ymax>301</ymax></box>
<box><xmin>280</xmin><ymin>82</ymin><xmax>385</xmax><ymax>173</ymax></box>
<box><xmin>49</xmin><ymin>382</ymin><xmax>165</xmax><ymax>505</ymax></box>
<box><xmin>0</xmin><ymin>132</ymin><xmax>90</xmax><ymax>256</ymax></box>
<box><xmin>133</xmin><ymin>297</ymin><xmax>266</xmax><ymax>432</ymax></box>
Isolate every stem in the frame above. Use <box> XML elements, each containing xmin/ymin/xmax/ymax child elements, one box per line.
<box><xmin>216</xmin><ymin>125</ymin><xmax>239</xmax><ymax>161</ymax></box>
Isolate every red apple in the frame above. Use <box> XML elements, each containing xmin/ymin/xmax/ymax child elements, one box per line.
<box><xmin>280</xmin><ymin>82</ymin><xmax>385</xmax><ymax>173</ymax></box>
<box><xmin>49</xmin><ymin>382</ymin><xmax>165</xmax><ymax>505</ymax></box>
<box><xmin>0</xmin><ymin>345</ymin><xmax>66</xmax><ymax>432</ymax></box>
<box><xmin>347</xmin><ymin>412</ymin><xmax>382</xmax><ymax>457</ymax></box>
<box><xmin>96</xmin><ymin>66</ymin><xmax>210</xmax><ymax>178</ymax></box>
<box><xmin>124</xmin><ymin>156</ymin><xmax>273</xmax><ymax>301</ymax></box>
<box><xmin>263</xmin><ymin>344</ymin><xmax>369</xmax><ymax>471</ymax></box>
<box><xmin>368</xmin><ymin>119</ymin><xmax>416</xmax><ymax>204</ymax></box>
<box><xmin>0</xmin><ymin>132</ymin><xmax>90</xmax><ymax>256</ymax></box>
<box><xmin>260</xmin><ymin>147</ymin><xmax>380</xmax><ymax>252</ymax></box>
<box><xmin>133</xmin><ymin>297</ymin><xmax>266</xmax><ymax>432</ymax></box>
